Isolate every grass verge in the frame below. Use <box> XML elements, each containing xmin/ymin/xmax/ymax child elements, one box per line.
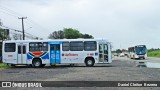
<box><xmin>0</xmin><ymin>63</ymin><xmax>10</xmax><ymax>68</ymax></box>
<box><xmin>148</xmin><ymin>50</ymin><xmax>160</xmax><ymax>58</ymax></box>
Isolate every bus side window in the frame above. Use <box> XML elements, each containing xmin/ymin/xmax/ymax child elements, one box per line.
<box><xmin>43</xmin><ymin>42</ymin><xmax>48</xmax><ymax>51</ymax></box>
<box><xmin>84</xmin><ymin>41</ymin><xmax>97</xmax><ymax>51</ymax></box>
<box><xmin>62</xmin><ymin>42</ymin><xmax>70</xmax><ymax>51</ymax></box>
<box><xmin>70</xmin><ymin>41</ymin><xmax>84</xmax><ymax>51</ymax></box>
<box><xmin>5</xmin><ymin>43</ymin><xmax>16</xmax><ymax>52</ymax></box>
<box><xmin>29</xmin><ymin>42</ymin><xmax>42</xmax><ymax>51</ymax></box>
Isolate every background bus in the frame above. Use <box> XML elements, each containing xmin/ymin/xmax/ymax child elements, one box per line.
<box><xmin>2</xmin><ymin>39</ymin><xmax>112</xmax><ymax>67</ymax></box>
<box><xmin>128</xmin><ymin>45</ymin><xmax>147</xmax><ymax>59</ymax></box>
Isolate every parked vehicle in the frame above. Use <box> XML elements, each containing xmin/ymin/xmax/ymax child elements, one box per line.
<box><xmin>2</xmin><ymin>39</ymin><xmax>112</xmax><ymax>67</ymax></box>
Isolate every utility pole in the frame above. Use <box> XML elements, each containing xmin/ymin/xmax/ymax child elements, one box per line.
<box><xmin>0</xmin><ymin>19</ymin><xmax>3</xmax><ymax>26</ymax></box>
<box><xmin>18</xmin><ymin>17</ymin><xmax>27</xmax><ymax>40</ymax></box>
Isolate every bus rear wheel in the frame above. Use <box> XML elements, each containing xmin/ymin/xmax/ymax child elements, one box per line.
<box><xmin>32</xmin><ymin>59</ymin><xmax>42</xmax><ymax>68</ymax></box>
<box><xmin>85</xmin><ymin>58</ymin><xmax>95</xmax><ymax>67</ymax></box>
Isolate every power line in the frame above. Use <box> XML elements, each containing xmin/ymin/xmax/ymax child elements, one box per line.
<box><xmin>0</xmin><ymin>19</ymin><xmax>2</xmax><ymax>26</ymax></box>
<box><xmin>0</xmin><ymin>25</ymin><xmax>40</xmax><ymax>39</ymax></box>
<box><xmin>0</xmin><ymin>25</ymin><xmax>22</xmax><ymax>32</ymax></box>
<box><xmin>0</xmin><ymin>10</ymin><xmax>18</xmax><ymax>18</ymax></box>
<box><xmin>0</xmin><ymin>5</ymin><xmax>23</xmax><ymax>17</ymax></box>
<box><xmin>0</xmin><ymin>5</ymin><xmax>52</xmax><ymax>32</ymax></box>
<box><xmin>0</xmin><ymin>5</ymin><xmax>52</xmax><ymax>38</ymax></box>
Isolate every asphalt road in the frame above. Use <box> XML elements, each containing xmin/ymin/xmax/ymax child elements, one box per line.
<box><xmin>0</xmin><ymin>57</ymin><xmax>160</xmax><ymax>90</ymax></box>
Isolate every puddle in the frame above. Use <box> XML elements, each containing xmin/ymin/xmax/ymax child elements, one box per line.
<box><xmin>145</xmin><ymin>62</ymin><xmax>160</xmax><ymax>68</ymax></box>
<box><xmin>137</xmin><ymin>62</ymin><xmax>146</xmax><ymax>67</ymax></box>
<box><xmin>136</xmin><ymin>62</ymin><xmax>160</xmax><ymax>68</ymax></box>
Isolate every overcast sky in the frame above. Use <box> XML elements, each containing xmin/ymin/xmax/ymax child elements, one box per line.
<box><xmin>0</xmin><ymin>0</ymin><xmax>160</xmax><ymax>50</ymax></box>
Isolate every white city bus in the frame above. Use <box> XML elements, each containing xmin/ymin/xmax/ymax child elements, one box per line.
<box><xmin>128</xmin><ymin>45</ymin><xmax>147</xmax><ymax>59</ymax></box>
<box><xmin>2</xmin><ymin>39</ymin><xmax>112</xmax><ymax>67</ymax></box>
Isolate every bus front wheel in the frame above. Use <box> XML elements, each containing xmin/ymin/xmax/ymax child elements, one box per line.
<box><xmin>32</xmin><ymin>59</ymin><xmax>42</xmax><ymax>68</ymax></box>
<box><xmin>85</xmin><ymin>58</ymin><xmax>95</xmax><ymax>67</ymax></box>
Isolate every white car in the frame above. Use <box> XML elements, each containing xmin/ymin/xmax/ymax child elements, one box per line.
<box><xmin>119</xmin><ymin>53</ymin><xmax>125</xmax><ymax>57</ymax></box>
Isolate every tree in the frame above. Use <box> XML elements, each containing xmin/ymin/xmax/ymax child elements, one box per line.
<box><xmin>12</xmin><ymin>33</ymin><xmax>19</xmax><ymax>40</ymax></box>
<box><xmin>48</xmin><ymin>30</ymin><xmax>64</xmax><ymax>39</ymax></box>
<box><xmin>0</xmin><ymin>28</ymin><xmax>10</xmax><ymax>41</ymax></box>
<box><xmin>57</xmin><ymin>30</ymin><xmax>64</xmax><ymax>39</ymax></box>
<box><xmin>63</xmin><ymin>28</ymin><xmax>80</xmax><ymax>39</ymax></box>
<box><xmin>116</xmin><ymin>49</ymin><xmax>122</xmax><ymax>53</ymax></box>
<box><xmin>80</xmin><ymin>33</ymin><xmax>94</xmax><ymax>39</ymax></box>
<box><xmin>48</xmin><ymin>28</ymin><xmax>94</xmax><ymax>39</ymax></box>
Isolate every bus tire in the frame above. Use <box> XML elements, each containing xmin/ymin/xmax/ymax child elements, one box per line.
<box><xmin>32</xmin><ymin>59</ymin><xmax>42</xmax><ymax>68</ymax></box>
<box><xmin>85</xmin><ymin>58</ymin><xmax>95</xmax><ymax>67</ymax></box>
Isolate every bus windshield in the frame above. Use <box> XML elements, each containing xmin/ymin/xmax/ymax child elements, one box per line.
<box><xmin>135</xmin><ymin>46</ymin><xmax>147</xmax><ymax>55</ymax></box>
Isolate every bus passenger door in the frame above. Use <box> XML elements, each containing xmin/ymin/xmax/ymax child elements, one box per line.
<box><xmin>17</xmin><ymin>44</ymin><xmax>27</xmax><ymax>64</ymax></box>
<box><xmin>103</xmin><ymin>44</ymin><xmax>108</xmax><ymax>62</ymax></box>
<box><xmin>50</xmin><ymin>44</ymin><xmax>60</xmax><ymax>64</ymax></box>
<box><xmin>99</xmin><ymin>44</ymin><xmax>108</xmax><ymax>63</ymax></box>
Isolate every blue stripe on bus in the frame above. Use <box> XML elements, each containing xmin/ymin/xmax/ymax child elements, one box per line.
<box><xmin>41</xmin><ymin>53</ymin><xmax>49</xmax><ymax>59</ymax></box>
<box><xmin>48</xmin><ymin>41</ymin><xmax>62</xmax><ymax>44</ymax></box>
<box><xmin>27</xmin><ymin>53</ymin><xmax>32</xmax><ymax>59</ymax></box>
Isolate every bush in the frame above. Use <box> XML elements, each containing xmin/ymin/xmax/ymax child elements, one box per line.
<box><xmin>0</xmin><ymin>63</ymin><xmax>10</xmax><ymax>68</ymax></box>
<box><xmin>148</xmin><ymin>50</ymin><xmax>160</xmax><ymax>58</ymax></box>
